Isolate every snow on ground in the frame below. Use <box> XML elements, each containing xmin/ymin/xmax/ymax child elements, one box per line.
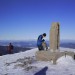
<box><xmin>0</xmin><ymin>47</ymin><xmax>75</xmax><ymax>75</ymax></box>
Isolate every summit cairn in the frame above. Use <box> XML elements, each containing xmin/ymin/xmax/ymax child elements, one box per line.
<box><xmin>36</xmin><ymin>22</ymin><xmax>75</xmax><ymax>64</ymax></box>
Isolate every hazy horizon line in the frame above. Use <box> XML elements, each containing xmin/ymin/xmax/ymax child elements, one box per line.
<box><xmin>0</xmin><ymin>39</ymin><xmax>75</xmax><ymax>42</ymax></box>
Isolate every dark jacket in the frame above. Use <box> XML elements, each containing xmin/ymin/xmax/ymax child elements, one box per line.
<box><xmin>37</xmin><ymin>35</ymin><xmax>44</xmax><ymax>46</ymax></box>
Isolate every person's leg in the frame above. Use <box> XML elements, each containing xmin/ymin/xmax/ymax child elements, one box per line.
<box><xmin>8</xmin><ymin>50</ymin><xmax>11</xmax><ymax>54</ymax></box>
<box><xmin>38</xmin><ymin>45</ymin><xmax>43</xmax><ymax>51</ymax></box>
<box><xmin>38</xmin><ymin>46</ymin><xmax>40</xmax><ymax>50</ymax></box>
<box><xmin>41</xmin><ymin>45</ymin><xmax>44</xmax><ymax>50</ymax></box>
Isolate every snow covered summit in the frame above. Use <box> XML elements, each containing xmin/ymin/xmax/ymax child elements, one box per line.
<box><xmin>0</xmin><ymin>47</ymin><xmax>75</xmax><ymax>75</ymax></box>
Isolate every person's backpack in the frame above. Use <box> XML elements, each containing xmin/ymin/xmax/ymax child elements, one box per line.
<box><xmin>42</xmin><ymin>42</ymin><xmax>48</xmax><ymax>50</ymax></box>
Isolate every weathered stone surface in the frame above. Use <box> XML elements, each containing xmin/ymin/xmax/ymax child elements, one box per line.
<box><xmin>36</xmin><ymin>51</ymin><xmax>75</xmax><ymax>64</ymax></box>
<box><xmin>50</xmin><ymin>22</ymin><xmax>60</xmax><ymax>51</ymax></box>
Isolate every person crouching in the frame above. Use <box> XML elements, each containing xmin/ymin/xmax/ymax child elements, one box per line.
<box><xmin>37</xmin><ymin>33</ymin><xmax>47</xmax><ymax>51</ymax></box>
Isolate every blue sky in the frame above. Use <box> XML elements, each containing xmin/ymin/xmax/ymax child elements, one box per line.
<box><xmin>0</xmin><ymin>0</ymin><xmax>75</xmax><ymax>40</ymax></box>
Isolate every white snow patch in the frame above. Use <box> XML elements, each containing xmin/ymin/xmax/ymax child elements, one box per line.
<box><xmin>0</xmin><ymin>47</ymin><xmax>75</xmax><ymax>75</ymax></box>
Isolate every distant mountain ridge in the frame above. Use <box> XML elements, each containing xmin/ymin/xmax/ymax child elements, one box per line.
<box><xmin>0</xmin><ymin>40</ymin><xmax>75</xmax><ymax>48</ymax></box>
<box><xmin>0</xmin><ymin>40</ymin><xmax>75</xmax><ymax>55</ymax></box>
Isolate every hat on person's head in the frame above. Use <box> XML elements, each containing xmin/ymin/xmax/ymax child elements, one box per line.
<box><xmin>43</xmin><ymin>33</ymin><xmax>46</xmax><ymax>37</ymax></box>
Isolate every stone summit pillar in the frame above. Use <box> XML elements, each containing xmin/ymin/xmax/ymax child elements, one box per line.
<box><xmin>36</xmin><ymin>22</ymin><xmax>75</xmax><ymax>64</ymax></box>
<box><xmin>50</xmin><ymin>22</ymin><xmax>60</xmax><ymax>51</ymax></box>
